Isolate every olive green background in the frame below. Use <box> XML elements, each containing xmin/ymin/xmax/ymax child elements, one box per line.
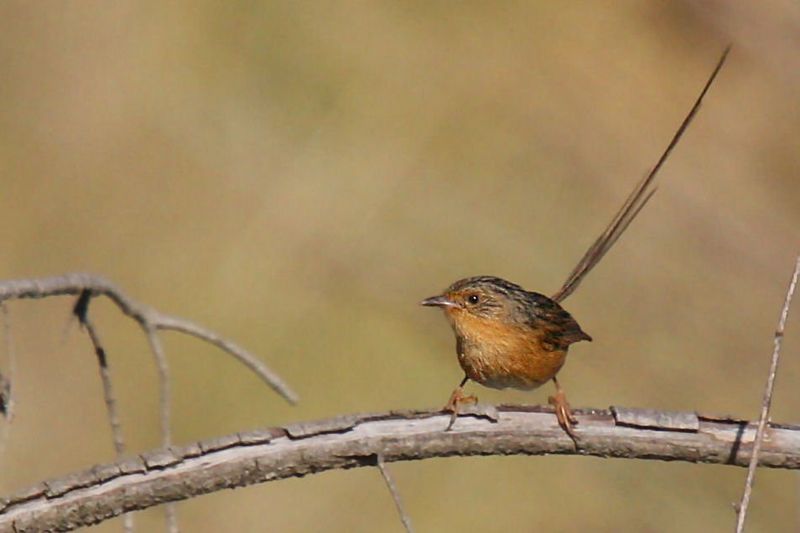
<box><xmin>0</xmin><ymin>2</ymin><xmax>798</xmax><ymax>532</ymax></box>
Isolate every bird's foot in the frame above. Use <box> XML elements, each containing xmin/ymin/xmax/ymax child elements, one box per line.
<box><xmin>548</xmin><ymin>389</ymin><xmax>578</xmax><ymax>444</ymax></box>
<box><xmin>444</xmin><ymin>387</ymin><xmax>477</xmax><ymax>431</ymax></box>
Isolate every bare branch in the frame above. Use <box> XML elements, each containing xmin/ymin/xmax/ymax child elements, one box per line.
<box><xmin>141</xmin><ymin>324</ymin><xmax>172</xmax><ymax>448</ymax></box>
<box><xmin>142</xmin><ymin>324</ymin><xmax>178</xmax><ymax>533</ymax></box>
<box><xmin>0</xmin><ymin>304</ymin><xmax>14</xmax><ymax>422</ymax></box>
<box><xmin>735</xmin><ymin>255</ymin><xmax>800</xmax><ymax>532</ymax></box>
<box><xmin>72</xmin><ymin>291</ymin><xmax>126</xmax><ymax>457</ymax></box>
<box><xmin>2</xmin><ymin>406</ymin><xmax>800</xmax><ymax>532</ymax></box>
<box><xmin>156</xmin><ymin>315</ymin><xmax>296</xmax><ymax>404</ymax></box>
<box><xmin>71</xmin><ymin>296</ymin><xmax>136</xmax><ymax>533</ymax></box>
<box><xmin>0</xmin><ymin>273</ymin><xmax>298</xmax><ymax>533</ymax></box>
<box><xmin>376</xmin><ymin>455</ymin><xmax>414</xmax><ymax>533</ymax></box>
<box><xmin>0</xmin><ymin>274</ymin><xmax>298</xmax><ymax>404</ymax></box>
<box><xmin>0</xmin><ymin>304</ymin><xmax>15</xmax><ymax>462</ymax></box>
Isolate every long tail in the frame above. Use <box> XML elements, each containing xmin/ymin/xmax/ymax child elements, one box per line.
<box><xmin>551</xmin><ymin>46</ymin><xmax>731</xmax><ymax>303</ymax></box>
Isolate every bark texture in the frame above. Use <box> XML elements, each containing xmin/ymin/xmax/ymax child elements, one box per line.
<box><xmin>2</xmin><ymin>405</ymin><xmax>799</xmax><ymax>532</ymax></box>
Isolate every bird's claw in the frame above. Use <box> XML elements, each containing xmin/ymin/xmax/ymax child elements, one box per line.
<box><xmin>548</xmin><ymin>389</ymin><xmax>578</xmax><ymax>444</ymax></box>
<box><xmin>444</xmin><ymin>388</ymin><xmax>477</xmax><ymax>431</ymax></box>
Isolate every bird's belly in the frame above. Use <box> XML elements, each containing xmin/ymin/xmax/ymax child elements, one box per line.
<box><xmin>458</xmin><ymin>341</ymin><xmax>567</xmax><ymax>391</ymax></box>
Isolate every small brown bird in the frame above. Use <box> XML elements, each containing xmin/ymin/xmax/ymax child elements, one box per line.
<box><xmin>422</xmin><ymin>48</ymin><xmax>730</xmax><ymax>438</ymax></box>
<box><xmin>422</xmin><ymin>276</ymin><xmax>590</xmax><ymax>434</ymax></box>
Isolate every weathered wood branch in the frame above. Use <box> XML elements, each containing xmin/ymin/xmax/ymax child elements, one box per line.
<box><xmin>0</xmin><ymin>274</ymin><xmax>298</xmax><ymax>405</ymax></box>
<box><xmin>2</xmin><ymin>405</ymin><xmax>799</xmax><ymax>532</ymax></box>
<box><xmin>0</xmin><ymin>274</ymin><xmax>298</xmax><ymax>532</ymax></box>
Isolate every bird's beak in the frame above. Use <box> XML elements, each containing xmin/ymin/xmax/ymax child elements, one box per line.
<box><xmin>420</xmin><ymin>295</ymin><xmax>460</xmax><ymax>308</ymax></box>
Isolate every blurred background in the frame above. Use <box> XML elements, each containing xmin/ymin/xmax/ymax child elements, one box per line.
<box><xmin>0</xmin><ymin>1</ymin><xmax>798</xmax><ymax>531</ymax></box>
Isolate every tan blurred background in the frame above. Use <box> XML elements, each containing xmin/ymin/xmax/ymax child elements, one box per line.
<box><xmin>0</xmin><ymin>1</ymin><xmax>798</xmax><ymax>531</ymax></box>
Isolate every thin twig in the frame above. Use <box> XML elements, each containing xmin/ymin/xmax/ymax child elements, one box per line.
<box><xmin>0</xmin><ymin>303</ymin><xmax>14</xmax><ymax>422</ymax></box>
<box><xmin>164</xmin><ymin>503</ymin><xmax>178</xmax><ymax>533</ymax></box>
<box><xmin>72</xmin><ymin>299</ymin><xmax>135</xmax><ymax>533</ymax></box>
<box><xmin>0</xmin><ymin>273</ymin><xmax>296</xmax><ymax>533</ymax></box>
<box><xmin>0</xmin><ymin>274</ymin><xmax>298</xmax><ymax>404</ymax></box>
<box><xmin>142</xmin><ymin>325</ymin><xmax>178</xmax><ymax>533</ymax></box>
<box><xmin>81</xmin><ymin>319</ymin><xmax>126</xmax><ymax>453</ymax></box>
<box><xmin>3</xmin><ymin>406</ymin><xmax>800</xmax><ymax>532</ymax></box>
<box><xmin>156</xmin><ymin>315</ymin><xmax>296</xmax><ymax>403</ymax></box>
<box><xmin>72</xmin><ymin>292</ymin><xmax>126</xmax><ymax>456</ymax></box>
<box><xmin>376</xmin><ymin>454</ymin><xmax>414</xmax><ymax>533</ymax></box>
<box><xmin>0</xmin><ymin>303</ymin><xmax>14</xmax><ymax>462</ymax></box>
<box><xmin>735</xmin><ymin>255</ymin><xmax>800</xmax><ymax>533</ymax></box>
<box><xmin>142</xmin><ymin>325</ymin><xmax>171</xmax><ymax>448</ymax></box>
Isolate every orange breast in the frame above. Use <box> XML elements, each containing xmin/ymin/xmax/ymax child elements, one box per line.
<box><xmin>451</xmin><ymin>313</ymin><xmax>568</xmax><ymax>390</ymax></box>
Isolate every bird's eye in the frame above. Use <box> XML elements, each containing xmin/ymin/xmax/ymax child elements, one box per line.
<box><xmin>467</xmin><ymin>294</ymin><xmax>480</xmax><ymax>305</ymax></box>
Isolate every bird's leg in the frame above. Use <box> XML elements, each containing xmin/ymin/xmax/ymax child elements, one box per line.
<box><xmin>444</xmin><ymin>375</ymin><xmax>477</xmax><ymax>430</ymax></box>
<box><xmin>548</xmin><ymin>376</ymin><xmax>578</xmax><ymax>442</ymax></box>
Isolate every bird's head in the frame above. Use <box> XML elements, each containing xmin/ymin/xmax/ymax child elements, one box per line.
<box><xmin>420</xmin><ymin>276</ymin><xmax>528</xmax><ymax>323</ymax></box>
